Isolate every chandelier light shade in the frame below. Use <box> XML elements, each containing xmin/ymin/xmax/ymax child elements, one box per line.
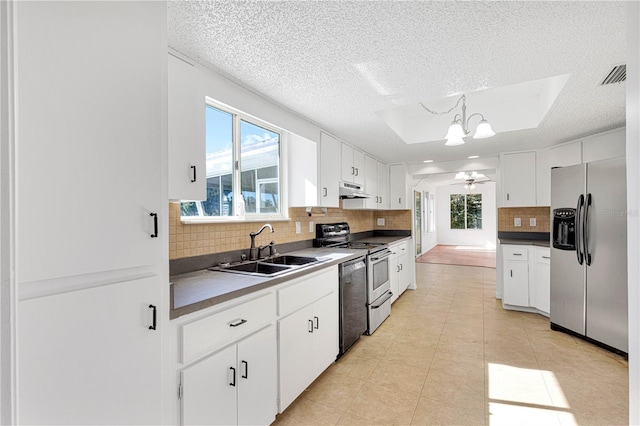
<box><xmin>473</xmin><ymin>119</ymin><xmax>496</xmax><ymax>139</ymax></box>
<box><xmin>422</xmin><ymin>95</ymin><xmax>496</xmax><ymax>146</ymax></box>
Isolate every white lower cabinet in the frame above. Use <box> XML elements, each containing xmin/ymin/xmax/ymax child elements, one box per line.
<box><xmin>278</xmin><ymin>268</ymin><xmax>339</xmax><ymax>412</ymax></box>
<box><xmin>533</xmin><ymin>247</ymin><xmax>551</xmax><ymax>315</ymax></box>
<box><xmin>501</xmin><ymin>244</ymin><xmax>550</xmax><ymax>316</ymax></box>
<box><xmin>390</xmin><ymin>240</ymin><xmax>411</xmax><ymax>303</ymax></box>
<box><xmin>181</xmin><ymin>325</ymin><xmax>277</xmax><ymax>426</ymax></box>
<box><xmin>18</xmin><ymin>276</ymin><xmax>162</xmax><ymax>425</ymax></box>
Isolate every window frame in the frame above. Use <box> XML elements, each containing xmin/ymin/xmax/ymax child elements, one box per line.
<box><xmin>180</xmin><ymin>99</ymin><xmax>289</xmax><ymax>224</ymax></box>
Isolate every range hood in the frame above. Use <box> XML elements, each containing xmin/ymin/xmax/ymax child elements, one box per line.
<box><xmin>339</xmin><ymin>181</ymin><xmax>371</xmax><ymax>199</ymax></box>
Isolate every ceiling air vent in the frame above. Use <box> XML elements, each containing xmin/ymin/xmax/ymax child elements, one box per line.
<box><xmin>601</xmin><ymin>64</ymin><xmax>626</xmax><ymax>85</ymax></box>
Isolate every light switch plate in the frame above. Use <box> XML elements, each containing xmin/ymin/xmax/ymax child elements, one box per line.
<box><xmin>530</xmin><ymin>218</ymin><xmax>537</xmax><ymax>227</ymax></box>
<box><xmin>514</xmin><ymin>218</ymin><xmax>522</xmax><ymax>227</ymax></box>
<box><xmin>309</xmin><ymin>221</ymin><xmax>314</xmax><ymax>233</ymax></box>
<box><xmin>377</xmin><ymin>218</ymin><xmax>385</xmax><ymax>226</ymax></box>
<box><xmin>295</xmin><ymin>222</ymin><xmax>301</xmax><ymax>234</ymax></box>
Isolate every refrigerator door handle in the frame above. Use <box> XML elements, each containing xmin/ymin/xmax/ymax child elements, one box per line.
<box><xmin>576</xmin><ymin>194</ymin><xmax>584</xmax><ymax>265</ymax></box>
<box><xmin>584</xmin><ymin>193</ymin><xmax>592</xmax><ymax>266</ymax></box>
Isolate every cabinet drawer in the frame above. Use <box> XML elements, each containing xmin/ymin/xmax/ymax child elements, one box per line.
<box><xmin>181</xmin><ymin>292</ymin><xmax>276</xmax><ymax>364</ymax></box>
<box><xmin>535</xmin><ymin>247</ymin><xmax>551</xmax><ymax>265</ymax></box>
<box><xmin>393</xmin><ymin>241</ymin><xmax>408</xmax><ymax>255</ymax></box>
<box><xmin>503</xmin><ymin>246</ymin><xmax>529</xmax><ymax>261</ymax></box>
<box><xmin>278</xmin><ymin>267</ymin><xmax>338</xmax><ymax>317</ymax></box>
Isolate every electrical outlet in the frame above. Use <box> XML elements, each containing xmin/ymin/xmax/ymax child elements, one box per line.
<box><xmin>530</xmin><ymin>218</ymin><xmax>537</xmax><ymax>227</ymax></box>
<box><xmin>514</xmin><ymin>217</ymin><xmax>522</xmax><ymax>227</ymax></box>
<box><xmin>377</xmin><ymin>218</ymin><xmax>385</xmax><ymax>226</ymax></box>
<box><xmin>309</xmin><ymin>221</ymin><xmax>314</xmax><ymax>233</ymax></box>
<box><xmin>295</xmin><ymin>222</ymin><xmax>301</xmax><ymax>234</ymax></box>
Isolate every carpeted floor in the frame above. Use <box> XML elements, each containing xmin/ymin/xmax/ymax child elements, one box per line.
<box><xmin>416</xmin><ymin>244</ymin><xmax>496</xmax><ymax>268</ymax></box>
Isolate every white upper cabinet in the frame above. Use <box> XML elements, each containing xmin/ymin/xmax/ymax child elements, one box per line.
<box><xmin>288</xmin><ymin>133</ymin><xmax>318</xmax><ymax>207</ymax></box>
<box><xmin>341</xmin><ymin>143</ymin><xmax>365</xmax><ymax>185</ymax></box>
<box><xmin>343</xmin><ymin>157</ymin><xmax>389</xmax><ymax>210</ymax></box>
<box><xmin>500</xmin><ymin>152</ymin><xmax>537</xmax><ymax>207</ymax></box>
<box><xmin>319</xmin><ymin>132</ymin><xmax>341</xmax><ymax>207</ymax></box>
<box><xmin>168</xmin><ymin>54</ymin><xmax>206</xmax><ymax>201</ymax></box>
<box><xmin>15</xmin><ymin>1</ymin><xmax>165</xmax><ymax>284</ymax></box>
<box><xmin>377</xmin><ymin>162</ymin><xmax>389</xmax><ymax>209</ymax></box>
<box><xmin>389</xmin><ymin>164</ymin><xmax>409</xmax><ymax>209</ymax></box>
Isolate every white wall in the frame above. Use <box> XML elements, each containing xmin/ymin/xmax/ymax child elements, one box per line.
<box><xmin>627</xmin><ymin>3</ymin><xmax>639</xmax><ymax>424</ymax></box>
<box><xmin>436</xmin><ymin>182</ymin><xmax>497</xmax><ymax>247</ymax></box>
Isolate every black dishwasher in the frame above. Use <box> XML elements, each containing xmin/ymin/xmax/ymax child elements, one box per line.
<box><xmin>338</xmin><ymin>256</ymin><xmax>368</xmax><ymax>357</ymax></box>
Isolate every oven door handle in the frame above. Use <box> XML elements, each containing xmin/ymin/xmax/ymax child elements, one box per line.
<box><xmin>371</xmin><ymin>292</ymin><xmax>393</xmax><ymax>309</ymax></box>
<box><xmin>369</xmin><ymin>251</ymin><xmax>392</xmax><ymax>262</ymax></box>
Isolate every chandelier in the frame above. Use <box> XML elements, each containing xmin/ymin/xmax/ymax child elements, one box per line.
<box><xmin>421</xmin><ymin>95</ymin><xmax>496</xmax><ymax>146</ymax></box>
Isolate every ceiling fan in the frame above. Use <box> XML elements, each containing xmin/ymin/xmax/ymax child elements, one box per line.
<box><xmin>452</xmin><ymin>171</ymin><xmax>492</xmax><ymax>189</ymax></box>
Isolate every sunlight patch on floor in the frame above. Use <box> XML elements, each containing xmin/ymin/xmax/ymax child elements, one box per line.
<box><xmin>488</xmin><ymin>363</ymin><xmax>577</xmax><ymax>426</ymax></box>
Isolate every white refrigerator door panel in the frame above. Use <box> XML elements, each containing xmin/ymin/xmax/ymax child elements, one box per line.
<box><xmin>585</xmin><ymin>157</ymin><xmax>628</xmax><ymax>352</ymax></box>
<box><xmin>550</xmin><ymin>164</ymin><xmax>586</xmax><ymax>335</ymax></box>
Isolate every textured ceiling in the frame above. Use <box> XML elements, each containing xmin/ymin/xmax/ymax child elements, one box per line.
<box><xmin>167</xmin><ymin>1</ymin><xmax>626</xmax><ymax>164</ymax></box>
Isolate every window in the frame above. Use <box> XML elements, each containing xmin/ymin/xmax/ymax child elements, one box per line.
<box><xmin>181</xmin><ymin>103</ymin><xmax>283</xmax><ymax>220</ymax></box>
<box><xmin>450</xmin><ymin>193</ymin><xmax>482</xmax><ymax>229</ymax></box>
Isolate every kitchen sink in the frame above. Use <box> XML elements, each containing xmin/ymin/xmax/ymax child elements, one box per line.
<box><xmin>262</xmin><ymin>255</ymin><xmax>319</xmax><ymax>266</ymax></box>
<box><xmin>219</xmin><ymin>262</ymin><xmax>291</xmax><ymax>275</ymax></box>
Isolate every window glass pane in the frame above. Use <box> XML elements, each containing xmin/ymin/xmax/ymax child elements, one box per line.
<box><xmin>259</xmin><ymin>182</ymin><xmax>279</xmax><ymax>213</ymax></box>
<box><xmin>257</xmin><ymin>165</ymin><xmax>278</xmax><ymax>180</ymax></box>
<box><xmin>204</xmin><ymin>106</ymin><xmax>234</xmax><ymax>217</ymax></box>
<box><xmin>240</xmin><ymin>119</ymin><xmax>280</xmax><ymax>214</ymax></box>
<box><xmin>466</xmin><ymin>194</ymin><xmax>483</xmax><ymax>229</ymax></box>
<box><xmin>201</xmin><ymin>176</ymin><xmax>220</xmax><ymax>216</ymax></box>
<box><xmin>221</xmin><ymin>174</ymin><xmax>233</xmax><ymax>216</ymax></box>
<box><xmin>450</xmin><ymin>194</ymin><xmax>466</xmax><ymax>229</ymax></box>
<box><xmin>181</xmin><ymin>202</ymin><xmax>199</xmax><ymax>216</ymax></box>
<box><xmin>241</xmin><ymin>170</ymin><xmax>257</xmax><ymax>213</ymax></box>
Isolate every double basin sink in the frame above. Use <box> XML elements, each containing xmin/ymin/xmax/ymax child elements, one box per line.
<box><xmin>210</xmin><ymin>255</ymin><xmax>325</xmax><ymax>277</ymax></box>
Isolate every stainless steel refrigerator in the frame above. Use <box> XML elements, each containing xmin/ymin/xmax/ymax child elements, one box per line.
<box><xmin>550</xmin><ymin>157</ymin><xmax>628</xmax><ymax>354</ymax></box>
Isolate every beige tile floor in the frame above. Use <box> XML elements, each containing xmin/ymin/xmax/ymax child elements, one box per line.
<box><xmin>273</xmin><ymin>263</ymin><xmax>629</xmax><ymax>426</ymax></box>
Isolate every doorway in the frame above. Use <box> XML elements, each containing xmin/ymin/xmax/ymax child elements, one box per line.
<box><xmin>414</xmin><ymin>190</ymin><xmax>422</xmax><ymax>255</ymax></box>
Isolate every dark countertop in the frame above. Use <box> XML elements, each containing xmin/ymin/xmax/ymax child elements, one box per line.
<box><xmin>170</xmin><ymin>234</ymin><xmax>412</xmax><ymax>319</ymax></box>
<box><xmin>170</xmin><ymin>248</ymin><xmax>364</xmax><ymax>319</ymax></box>
<box><xmin>500</xmin><ymin>239</ymin><xmax>551</xmax><ymax>248</ymax></box>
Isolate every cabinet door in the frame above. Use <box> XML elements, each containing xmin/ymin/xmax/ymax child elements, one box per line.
<box><xmin>18</xmin><ymin>276</ymin><xmax>162</xmax><ymax>425</ymax></box>
<box><xmin>364</xmin><ymin>155</ymin><xmax>378</xmax><ymax>209</ymax></box>
<box><xmin>15</xmin><ymin>1</ymin><xmax>164</xmax><ymax>282</ymax></box>
<box><xmin>504</xmin><ymin>261</ymin><xmax>530</xmax><ymax>307</ymax></box>
<box><xmin>168</xmin><ymin>53</ymin><xmax>206</xmax><ymax>201</ymax></box>
<box><xmin>389</xmin><ymin>164</ymin><xmax>407</xmax><ymax>209</ymax></box>
<box><xmin>377</xmin><ymin>162</ymin><xmax>389</xmax><ymax>209</ymax></box>
<box><xmin>320</xmin><ymin>132</ymin><xmax>340</xmax><ymax>207</ymax></box>
<box><xmin>289</xmin><ymin>133</ymin><xmax>318</xmax><ymax>207</ymax></box>
<box><xmin>278</xmin><ymin>305</ymin><xmax>314</xmax><ymax>411</ymax></box>
<box><xmin>398</xmin><ymin>252</ymin><xmax>410</xmax><ymax>295</ymax></box>
<box><xmin>535</xmin><ymin>258</ymin><xmax>551</xmax><ymax>315</ymax></box>
<box><xmin>311</xmin><ymin>292</ymin><xmax>339</xmax><ymax>378</ymax></box>
<box><xmin>353</xmin><ymin>149</ymin><xmax>365</xmax><ymax>185</ymax></box>
<box><xmin>341</xmin><ymin>143</ymin><xmax>355</xmax><ymax>182</ymax></box>
<box><xmin>237</xmin><ymin>326</ymin><xmax>277</xmax><ymax>426</ymax></box>
<box><xmin>501</xmin><ymin>152</ymin><xmax>536</xmax><ymax>207</ymax></box>
<box><xmin>181</xmin><ymin>345</ymin><xmax>237</xmax><ymax>426</ymax></box>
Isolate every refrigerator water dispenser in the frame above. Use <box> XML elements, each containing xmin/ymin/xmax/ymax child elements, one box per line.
<box><xmin>552</xmin><ymin>208</ymin><xmax>576</xmax><ymax>250</ymax></box>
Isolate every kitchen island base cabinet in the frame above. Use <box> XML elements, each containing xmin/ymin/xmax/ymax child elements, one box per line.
<box><xmin>180</xmin><ymin>325</ymin><xmax>277</xmax><ymax>426</ymax></box>
<box><xmin>18</xmin><ymin>276</ymin><xmax>162</xmax><ymax>425</ymax></box>
<box><xmin>278</xmin><ymin>291</ymin><xmax>338</xmax><ymax>412</ymax></box>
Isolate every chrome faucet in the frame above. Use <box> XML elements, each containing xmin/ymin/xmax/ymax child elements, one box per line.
<box><xmin>249</xmin><ymin>224</ymin><xmax>274</xmax><ymax>260</ymax></box>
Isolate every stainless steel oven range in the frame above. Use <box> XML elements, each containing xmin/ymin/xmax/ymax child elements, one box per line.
<box><xmin>314</xmin><ymin>223</ymin><xmax>393</xmax><ymax>336</ymax></box>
